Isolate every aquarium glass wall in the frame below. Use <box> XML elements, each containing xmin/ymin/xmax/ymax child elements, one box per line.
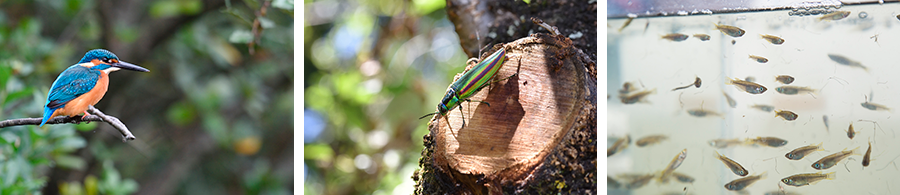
<box><xmin>608</xmin><ymin>2</ymin><xmax>900</xmax><ymax>195</ymax></box>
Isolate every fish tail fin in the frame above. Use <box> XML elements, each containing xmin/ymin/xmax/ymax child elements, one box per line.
<box><xmin>40</xmin><ymin>106</ymin><xmax>57</xmax><ymax>127</ymax></box>
<box><xmin>724</xmin><ymin>78</ymin><xmax>734</xmax><ymax>85</ymax></box>
<box><xmin>825</xmin><ymin>172</ymin><xmax>836</xmax><ymax>180</ymax></box>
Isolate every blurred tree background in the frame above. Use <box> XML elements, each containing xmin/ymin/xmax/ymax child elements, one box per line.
<box><xmin>303</xmin><ymin>0</ymin><xmax>474</xmax><ymax>193</ymax></box>
<box><xmin>0</xmin><ymin>0</ymin><xmax>294</xmax><ymax>194</ymax></box>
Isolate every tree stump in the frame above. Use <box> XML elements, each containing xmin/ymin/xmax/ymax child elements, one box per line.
<box><xmin>414</xmin><ymin>33</ymin><xmax>597</xmax><ymax>194</ymax></box>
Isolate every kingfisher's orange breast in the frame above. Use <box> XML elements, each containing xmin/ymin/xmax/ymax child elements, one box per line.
<box><xmin>50</xmin><ymin>70</ymin><xmax>109</xmax><ymax>118</ymax></box>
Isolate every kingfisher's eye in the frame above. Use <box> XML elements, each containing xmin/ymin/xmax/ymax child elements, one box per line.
<box><xmin>101</xmin><ymin>57</ymin><xmax>109</xmax><ymax>62</ymax></box>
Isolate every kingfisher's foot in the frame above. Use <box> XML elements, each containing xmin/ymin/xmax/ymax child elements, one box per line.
<box><xmin>81</xmin><ymin>111</ymin><xmax>91</xmax><ymax>120</ymax></box>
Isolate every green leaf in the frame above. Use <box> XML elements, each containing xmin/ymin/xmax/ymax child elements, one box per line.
<box><xmin>55</xmin><ymin>154</ymin><xmax>86</xmax><ymax>170</ymax></box>
<box><xmin>3</xmin><ymin>87</ymin><xmax>34</xmax><ymax>105</ymax></box>
<box><xmin>229</xmin><ymin>29</ymin><xmax>253</xmax><ymax>43</ymax></box>
<box><xmin>179</xmin><ymin>0</ymin><xmax>202</xmax><ymax>15</ymax></box>
<box><xmin>149</xmin><ymin>1</ymin><xmax>180</xmax><ymax>18</ymax></box>
<box><xmin>74</xmin><ymin>122</ymin><xmax>98</xmax><ymax>132</ymax></box>
<box><xmin>165</xmin><ymin>101</ymin><xmax>197</xmax><ymax>127</ymax></box>
<box><xmin>202</xmin><ymin>113</ymin><xmax>230</xmax><ymax>146</ymax></box>
<box><xmin>58</xmin><ymin>181</ymin><xmax>84</xmax><ymax>195</ymax></box>
<box><xmin>0</xmin><ymin>132</ymin><xmax>17</xmax><ymax>144</ymax></box>
<box><xmin>258</xmin><ymin>17</ymin><xmax>275</xmax><ymax>29</ymax></box>
<box><xmin>85</xmin><ymin>175</ymin><xmax>98</xmax><ymax>195</ymax></box>
<box><xmin>149</xmin><ymin>0</ymin><xmax>201</xmax><ymax>18</ymax></box>
<box><xmin>99</xmin><ymin>160</ymin><xmax>139</xmax><ymax>195</ymax></box>
<box><xmin>304</xmin><ymin>85</ymin><xmax>333</xmax><ymax>112</ymax></box>
<box><xmin>54</xmin><ymin>137</ymin><xmax>87</xmax><ymax>152</ymax></box>
<box><xmin>303</xmin><ymin>144</ymin><xmax>333</xmax><ymax>161</ymax></box>
<box><xmin>272</xmin><ymin>0</ymin><xmax>293</xmax><ymax>10</ymax></box>
<box><xmin>411</xmin><ymin>0</ymin><xmax>445</xmax><ymax>15</ymax></box>
<box><xmin>0</xmin><ymin>63</ymin><xmax>10</xmax><ymax>89</ymax></box>
<box><xmin>114</xmin><ymin>26</ymin><xmax>139</xmax><ymax>44</ymax></box>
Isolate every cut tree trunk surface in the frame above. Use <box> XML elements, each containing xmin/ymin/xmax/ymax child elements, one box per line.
<box><xmin>415</xmin><ymin>33</ymin><xmax>596</xmax><ymax>194</ymax></box>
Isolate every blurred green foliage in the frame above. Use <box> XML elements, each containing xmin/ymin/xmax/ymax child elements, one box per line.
<box><xmin>304</xmin><ymin>0</ymin><xmax>477</xmax><ymax>193</ymax></box>
<box><xmin>1</xmin><ymin>0</ymin><xmax>294</xmax><ymax>194</ymax></box>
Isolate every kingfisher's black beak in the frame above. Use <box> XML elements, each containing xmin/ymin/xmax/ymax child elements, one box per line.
<box><xmin>112</xmin><ymin>61</ymin><xmax>150</xmax><ymax>72</ymax></box>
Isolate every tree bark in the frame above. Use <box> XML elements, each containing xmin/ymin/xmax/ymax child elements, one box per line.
<box><xmin>417</xmin><ymin>0</ymin><xmax>596</xmax><ymax>193</ymax></box>
<box><xmin>415</xmin><ymin>33</ymin><xmax>596</xmax><ymax>194</ymax></box>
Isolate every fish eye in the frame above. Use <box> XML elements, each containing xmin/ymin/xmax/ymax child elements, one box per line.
<box><xmin>783</xmin><ymin>179</ymin><xmax>790</xmax><ymax>183</ymax></box>
<box><xmin>813</xmin><ymin>163</ymin><xmax>821</xmax><ymax>168</ymax></box>
<box><xmin>787</xmin><ymin>154</ymin><xmax>793</xmax><ymax>158</ymax></box>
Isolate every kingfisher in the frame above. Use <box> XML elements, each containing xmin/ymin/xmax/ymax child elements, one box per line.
<box><xmin>40</xmin><ymin>49</ymin><xmax>150</xmax><ymax>126</ymax></box>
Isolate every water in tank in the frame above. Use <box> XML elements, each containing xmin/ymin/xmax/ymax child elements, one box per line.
<box><xmin>607</xmin><ymin>1</ymin><xmax>900</xmax><ymax>194</ymax></box>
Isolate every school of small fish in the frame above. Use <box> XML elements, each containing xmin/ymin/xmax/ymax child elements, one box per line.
<box><xmin>608</xmin><ymin>8</ymin><xmax>895</xmax><ymax>194</ymax></box>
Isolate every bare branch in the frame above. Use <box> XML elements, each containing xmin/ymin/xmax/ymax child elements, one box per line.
<box><xmin>87</xmin><ymin>105</ymin><xmax>136</xmax><ymax>141</ymax></box>
<box><xmin>249</xmin><ymin>0</ymin><xmax>272</xmax><ymax>55</ymax></box>
<box><xmin>0</xmin><ymin>106</ymin><xmax>136</xmax><ymax>142</ymax></box>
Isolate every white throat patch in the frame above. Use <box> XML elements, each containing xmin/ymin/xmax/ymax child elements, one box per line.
<box><xmin>102</xmin><ymin>67</ymin><xmax>121</xmax><ymax>74</ymax></box>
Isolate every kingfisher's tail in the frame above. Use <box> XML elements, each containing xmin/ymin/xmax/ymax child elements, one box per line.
<box><xmin>40</xmin><ymin>107</ymin><xmax>57</xmax><ymax>127</ymax></box>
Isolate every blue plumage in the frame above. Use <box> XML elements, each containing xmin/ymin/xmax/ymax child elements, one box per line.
<box><xmin>40</xmin><ymin>65</ymin><xmax>100</xmax><ymax>126</ymax></box>
<box><xmin>78</xmin><ymin>49</ymin><xmax>118</xmax><ymax>64</ymax></box>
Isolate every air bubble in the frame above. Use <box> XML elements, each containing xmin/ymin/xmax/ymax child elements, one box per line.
<box><xmin>859</xmin><ymin>12</ymin><xmax>868</xmax><ymax>19</ymax></box>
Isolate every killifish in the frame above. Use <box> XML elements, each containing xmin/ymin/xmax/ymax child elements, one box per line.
<box><xmin>621</xmin><ymin>89</ymin><xmax>655</xmax><ymax>104</ymax></box>
<box><xmin>812</xmin><ymin>147</ymin><xmax>859</xmax><ymax>170</ymax></box>
<box><xmin>714</xmin><ymin>23</ymin><xmax>745</xmax><ymax>37</ymax></box>
<box><xmin>693</xmin><ymin>34</ymin><xmax>710</xmax><ymax>41</ymax></box>
<box><xmin>636</xmin><ymin>134</ymin><xmax>668</xmax><ymax>147</ymax></box>
<box><xmin>819</xmin><ymin>11</ymin><xmax>851</xmax><ymax>21</ymax></box>
<box><xmin>709</xmin><ymin>138</ymin><xmax>744</xmax><ymax>148</ymax></box>
<box><xmin>725</xmin><ymin>172</ymin><xmax>765</xmax><ymax>191</ymax></box>
<box><xmin>862</xmin><ymin>141</ymin><xmax>872</xmax><ymax>167</ymax></box>
<box><xmin>658</xmin><ymin>149</ymin><xmax>688</xmax><ymax>183</ymax></box>
<box><xmin>775</xmin><ymin>75</ymin><xmax>794</xmax><ymax>84</ymax></box>
<box><xmin>781</xmin><ymin>172</ymin><xmax>835</xmax><ymax>186</ymax></box>
<box><xmin>661</xmin><ymin>33</ymin><xmax>689</xmax><ymax>41</ymax></box>
<box><xmin>861</xmin><ymin>101</ymin><xmax>890</xmax><ymax>111</ymax></box>
<box><xmin>626</xmin><ymin>174</ymin><xmax>655</xmax><ymax>189</ymax></box>
<box><xmin>607</xmin><ymin>135</ymin><xmax>630</xmax><ymax>157</ymax></box>
<box><xmin>671</xmin><ymin>172</ymin><xmax>694</xmax><ymax>183</ymax></box>
<box><xmin>785</xmin><ymin>142</ymin><xmax>824</xmax><ymax>160</ymax></box>
<box><xmin>775</xmin><ymin>86</ymin><xmax>816</xmax><ymax>95</ymax></box>
<box><xmin>760</xmin><ymin>34</ymin><xmax>785</xmax><ymax>45</ymax></box>
<box><xmin>775</xmin><ymin>110</ymin><xmax>798</xmax><ymax>121</ymax></box>
<box><xmin>723</xmin><ymin>92</ymin><xmax>737</xmax><ymax>108</ymax></box>
<box><xmin>846</xmin><ymin>122</ymin><xmax>856</xmax><ymax>139</ymax></box>
<box><xmin>716</xmin><ymin>151</ymin><xmax>748</xmax><ymax>176</ymax></box>
<box><xmin>726</xmin><ymin>78</ymin><xmax>767</xmax><ymax>94</ymax></box>
<box><xmin>827</xmin><ymin>54</ymin><xmax>868</xmax><ymax>72</ymax></box>
<box><xmin>749</xmin><ymin>55</ymin><xmax>769</xmax><ymax>63</ymax></box>
<box><xmin>618</xmin><ymin>17</ymin><xmax>634</xmax><ymax>32</ymax></box>
<box><xmin>750</xmin><ymin>104</ymin><xmax>775</xmax><ymax>112</ymax></box>
<box><xmin>687</xmin><ymin>108</ymin><xmax>722</xmax><ymax>117</ymax></box>
<box><xmin>749</xmin><ymin>137</ymin><xmax>788</xmax><ymax>147</ymax></box>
